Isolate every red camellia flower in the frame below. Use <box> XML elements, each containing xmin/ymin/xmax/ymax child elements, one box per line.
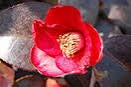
<box><xmin>30</xmin><ymin>5</ymin><xmax>103</xmax><ymax>77</ymax></box>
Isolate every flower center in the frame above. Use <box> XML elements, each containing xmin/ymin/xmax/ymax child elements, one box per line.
<box><xmin>58</xmin><ymin>32</ymin><xmax>84</xmax><ymax>58</ymax></box>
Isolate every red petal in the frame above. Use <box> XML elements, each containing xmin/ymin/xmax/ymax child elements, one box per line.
<box><xmin>55</xmin><ymin>56</ymin><xmax>78</xmax><ymax>73</ymax></box>
<box><xmin>30</xmin><ymin>45</ymin><xmax>65</xmax><ymax>77</ymax></box>
<box><xmin>55</xmin><ymin>55</ymin><xmax>87</xmax><ymax>74</ymax></box>
<box><xmin>32</xmin><ymin>19</ymin><xmax>62</xmax><ymax>56</ymax></box>
<box><xmin>55</xmin><ymin>49</ymin><xmax>88</xmax><ymax>73</ymax></box>
<box><xmin>76</xmin><ymin>23</ymin><xmax>92</xmax><ymax>67</ymax></box>
<box><xmin>55</xmin><ymin>22</ymin><xmax>103</xmax><ymax>72</ymax></box>
<box><xmin>55</xmin><ymin>23</ymin><xmax>93</xmax><ymax>73</ymax></box>
<box><xmin>32</xmin><ymin>19</ymin><xmax>82</xmax><ymax>57</ymax></box>
<box><xmin>45</xmin><ymin>5</ymin><xmax>83</xmax><ymax>29</ymax></box>
<box><xmin>84</xmin><ymin>22</ymin><xmax>103</xmax><ymax>66</ymax></box>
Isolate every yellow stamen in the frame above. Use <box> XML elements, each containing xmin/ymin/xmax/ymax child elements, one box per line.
<box><xmin>58</xmin><ymin>32</ymin><xmax>84</xmax><ymax>58</ymax></box>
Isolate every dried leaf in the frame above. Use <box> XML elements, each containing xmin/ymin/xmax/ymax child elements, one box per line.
<box><xmin>84</xmin><ymin>67</ymin><xmax>107</xmax><ymax>87</ymax></box>
<box><xmin>14</xmin><ymin>75</ymin><xmax>45</xmax><ymax>87</ymax></box>
<box><xmin>0</xmin><ymin>2</ymin><xmax>51</xmax><ymax>71</ymax></box>
<box><xmin>92</xmin><ymin>67</ymin><xmax>108</xmax><ymax>82</ymax></box>
<box><xmin>0</xmin><ymin>61</ymin><xmax>15</xmax><ymax>87</ymax></box>
<box><xmin>104</xmin><ymin>35</ymin><xmax>131</xmax><ymax>71</ymax></box>
<box><xmin>59</xmin><ymin>0</ymin><xmax>99</xmax><ymax>25</ymax></box>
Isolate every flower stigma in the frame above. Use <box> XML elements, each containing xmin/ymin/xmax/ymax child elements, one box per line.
<box><xmin>57</xmin><ymin>32</ymin><xmax>84</xmax><ymax>58</ymax></box>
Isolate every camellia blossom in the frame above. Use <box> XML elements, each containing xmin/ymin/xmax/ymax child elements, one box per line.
<box><xmin>30</xmin><ymin>5</ymin><xmax>103</xmax><ymax>77</ymax></box>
